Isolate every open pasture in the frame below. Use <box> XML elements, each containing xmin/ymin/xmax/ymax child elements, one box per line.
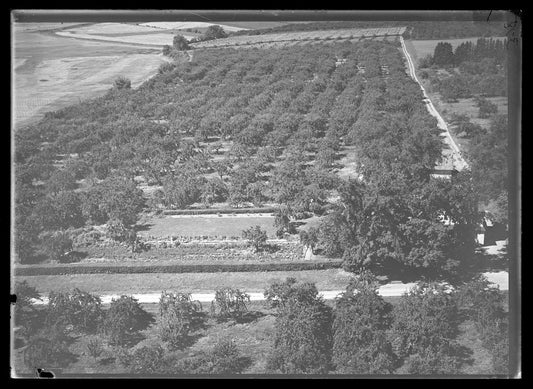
<box><xmin>56</xmin><ymin>31</ymin><xmax>177</xmax><ymax>47</ymax></box>
<box><xmin>138</xmin><ymin>215</ymin><xmax>277</xmax><ymax>238</ymax></box>
<box><xmin>61</xmin><ymin>22</ymin><xmax>166</xmax><ymax>35</ymax></box>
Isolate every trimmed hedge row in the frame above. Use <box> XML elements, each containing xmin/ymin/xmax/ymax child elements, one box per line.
<box><xmin>162</xmin><ymin>207</ymin><xmax>277</xmax><ymax>215</ymax></box>
<box><xmin>15</xmin><ymin>260</ymin><xmax>343</xmax><ymax>276</ymax></box>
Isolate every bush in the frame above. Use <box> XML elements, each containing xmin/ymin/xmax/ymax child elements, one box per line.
<box><xmin>174</xmin><ymin>339</ymin><xmax>250</xmax><ymax>374</ymax></box>
<box><xmin>101</xmin><ymin>296</ymin><xmax>153</xmax><ymax>346</ymax></box>
<box><xmin>390</xmin><ymin>283</ymin><xmax>469</xmax><ymax>373</ymax></box>
<box><xmin>14</xmin><ymin>281</ymin><xmax>41</xmax><ymax>320</ymax></box>
<box><xmin>476</xmin><ymin>97</ymin><xmax>498</xmax><ymax>118</ymax></box>
<box><xmin>402</xmin><ymin>344</ymin><xmax>464</xmax><ymax>375</ymax></box>
<box><xmin>242</xmin><ymin>225</ymin><xmax>268</xmax><ymax>252</ymax></box>
<box><xmin>264</xmin><ymin>277</ymin><xmax>319</xmax><ymax>309</ymax></box>
<box><xmin>210</xmin><ymin>288</ymin><xmax>250</xmax><ymax>321</ymax></box>
<box><xmin>86</xmin><ymin>336</ymin><xmax>104</xmax><ymax>361</ymax></box>
<box><xmin>40</xmin><ymin>230</ymin><xmax>73</xmax><ymax>262</ymax></box>
<box><xmin>158</xmin><ymin>291</ymin><xmax>202</xmax><ymax>350</ymax></box>
<box><xmin>23</xmin><ymin>324</ymin><xmax>74</xmax><ymax>370</ymax></box>
<box><xmin>173</xmin><ymin>35</ymin><xmax>190</xmax><ymax>51</ymax></box>
<box><xmin>14</xmin><ymin>281</ymin><xmax>42</xmax><ymax>341</ymax></box>
<box><xmin>456</xmin><ymin>276</ymin><xmax>508</xmax><ymax>374</ymax></box>
<box><xmin>113</xmin><ymin>76</ymin><xmax>131</xmax><ymax>90</ymax></box>
<box><xmin>266</xmin><ymin>279</ymin><xmax>333</xmax><ymax>374</ymax></box>
<box><xmin>124</xmin><ymin>344</ymin><xmax>167</xmax><ymax>375</ymax></box>
<box><xmin>45</xmin><ymin>288</ymin><xmax>103</xmax><ymax>333</ymax></box>
<box><xmin>332</xmin><ymin>271</ymin><xmax>397</xmax><ymax>374</ymax></box>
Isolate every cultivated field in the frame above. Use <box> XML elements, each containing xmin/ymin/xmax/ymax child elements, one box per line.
<box><xmin>138</xmin><ymin>21</ymin><xmax>248</xmax><ymax>32</ymax></box>
<box><xmin>55</xmin><ymin>31</ymin><xmax>177</xmax><ymax>46</ymax></box>
<box><xmin>190</xmin><ymin>26</ymin><xmax>406</xmax><ymax>49</ymax></box>
<box><xmin>13</xmin><ymin>23</ymin><xmax>169</xmax><ymax>128</ymax></box>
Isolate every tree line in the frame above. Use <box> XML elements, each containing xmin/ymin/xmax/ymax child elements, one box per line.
<box><xmin>228</xmin><ymin>21</ymin><xmax>506</xmax><ymax>40</ymax></box>
<box><xmin>15</xmin><ymin>273</ymin><xmax>508</xmax><ymax>375</ymax></box>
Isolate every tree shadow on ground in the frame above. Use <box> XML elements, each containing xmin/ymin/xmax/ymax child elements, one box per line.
<box><xmin>452</xmin><ymin>344</ymin><xmax>476</xmax><ymax>368</ymax></box>
<box><xmin>214</xmin><ymin>310</ymin><xmax>266</xmax><ymax>325</ymax></box>
<box><xmin>235</xmin><ymin>310</ymin><xmax>266</xmax><ymax>324</ymax></box>
<box><xmin>98</xmin><ymin>356</ymin><xmax>115</xmax><ymax>366</ymax></box>
<box><xmin>135</xmin><ymin>223</ymin><xmax>154</xmax><ymax>232</ymax></box>
<box><xmin>191</xmin><ymin>311</ymin><xmax>210</xmax><ymax>332</ymax></box>
<box><xmin>19</xmin><ymin>253</ymin><xmax>48</xmax><ymax>265</ymax></box>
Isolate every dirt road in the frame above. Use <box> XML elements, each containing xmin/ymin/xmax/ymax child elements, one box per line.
<box><xmin>400</xmin><ymin>37</ymin><xmax>469</xmax><ymax>171</ymax></box>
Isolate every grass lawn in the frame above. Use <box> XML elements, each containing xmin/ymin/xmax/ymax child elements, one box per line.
<box><xmin>138</xmin><ymin>215</ymin><xmax>277</xmax><ymax>238</ymax></box>
<box><xmin>15</xmin><ymin>269</ymin><xmax>356</xmax><ymax>295</ymax></box>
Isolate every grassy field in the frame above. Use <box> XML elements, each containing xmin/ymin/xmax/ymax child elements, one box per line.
<box><xmin>56</xmin><ymin>31</ymin><xmax>177</xmax><ymax>46</ymax></box>
<box><xmin>138</xmin><ymin>215</ymin><xmax>277</xmax><ymax>238</ymax></box>
<box><xmin>13</xmin><ymin>24</ymin><xmax>169</xmax><ymax>128</ymax></box>
<box><xmin>15</xmin><ymin>269</ymin><xmax>354</xmax><ymax>295</ymax></box>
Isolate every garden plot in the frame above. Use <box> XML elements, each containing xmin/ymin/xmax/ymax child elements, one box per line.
<box><xmin>138</xmin><ymin>215</ymin><xmax>277</xmax><ymax>238</ymax></box>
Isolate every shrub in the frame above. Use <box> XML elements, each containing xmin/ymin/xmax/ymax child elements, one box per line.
<box><xmin>173</xmin><ymin>35</ymin><xmax>190</xmax><ymax>51</ymax></box>
<box><xmin>174</xmin><ymin>339</ymin><xmax>250</xmax><ymax>374</ymax></box>
<box><xmin>242</xmin><ymin>225</ymin><xmax>268</xmax><ymax>252</ymax></box>
<box><xmin>264</xmin><ymin>277</ymin><xmax>319</xmax><ymax>309</ymax></box>
<box><xmin>106</xmin><ymin>219</ymin><xmax>143</xmax><ymax>253</ymax></box>
<box><xmin>402</xmin><ymin>344</ymin><xmax>464</xmax><ymax>374</ymax></box>
<box><xmin>210</xmin><ymin>288</ymin><xmax>250</xmax><ymax>321</ymax></box>
<box><xmin>332</xmin><ymin>271</ymin><xmax>397</xmax><ymax>374</ymax></box>
<box><xmin>14</xmin><ymin>281</ymin><xmax>41</xmax><ymax>319</ymax></box>
<box><xmin>86</xmin><ymin>336</ymin><xmax>104</xmax><ymax>361</ymax></box>
<box><xmin>101</xmin><ymin>296</ymin><xmax>153</xmax><ymax>346</ymax></box>
<box><xmin>476</xmin><ymin>97</ymin><xmax>498</xmax><ymax>119</ymax></box>
<box><xmin>40</xmin><ymin>230</ymin><xmax>73</xmax><ymax>262</ymax></box>
<box><xmin>299</xmin><ymin>227</ymin><xmax>319</xmax><ymax>254</ymax></box>
<box><xmin>158</xmin><ymin>291</ymin><xmax>202</xmax><ymax>350</ymax></box>
<box><xmin>23</xmin><ymin>324</ymin><xmax>74</xmax><ymax>370</ymax></box>
<box><xmin>14</xmin><ymin>281</ymin><xmax>42</xmax><ymax>341</ymax></box>
<box><xmin>113</xmin><ymin>76</ymin><xmax>131</xmax><ymax>90</ymax></box>
<box><xmin>266</xmin><ymin>279</ymin><xmax>333</xmax><ymax>374</ymax></box>
<box><xmin>125</xmin><ymin>344</ymin><xmax>167</xmax><ymax>375</ymax></box>
<box><xmin>390</xmin><ymin>283</ymin><xmax>470</xmax><ymax>373</ymax></box>
<box><xmin>456</xmin><ymin>275</ymin><xmax>508</xmax><ymax>374</ymax></box>
<box><xmin>45</xmin><ymin>288</ymin><xmax>103</xmax><ymax>333</ymax></box>
<box><xmin>391</xmin><ymin>283</ymin><xmax>460</xmax><ymax>360</ymax></box>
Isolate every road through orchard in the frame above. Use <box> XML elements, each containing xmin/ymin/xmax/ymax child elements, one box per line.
<box><xmin>400</xmin><ymin>36</ymin><xmax>469</xmax><ymax>171</ymax></box>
